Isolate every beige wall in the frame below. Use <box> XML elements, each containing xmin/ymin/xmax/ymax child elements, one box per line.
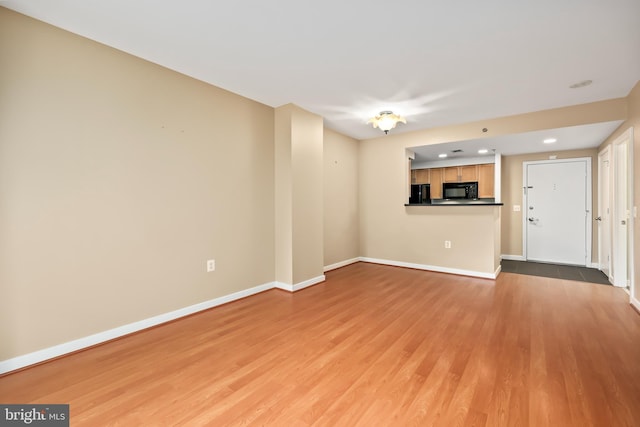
<box><xmin>598</xmin><ymin>81</ymin><xmax>640</xmax><ymax>302</ymax></box>
<box><xmin>291</xmin><ymin>107</ymin><xmax>324</xmax><ymax>284</ymax></box>
<box><xmin>274</xmin><ymin>104</ymin><xmax>324</xmax><ymax>285</ymax></box>
<box><xmin>359</xmin><ymin>137</ymin><xmax>501</xmax><ymax>276</ymax></box>
<box><xmin>274</xmin><ymin>106</ymin><xmax>294</xmax><ymax>285</ymax></box>
<box><xmin>323</xmin><ymin>129</ymin><xmax>360</xmax><ymax>267</ymax></box>
<box><xmin>358</xmin><ymin>99</ymin><xmax>626</xmax><ymax>276</ymax></box>
<box><xmin>501</xmin><ymin>148</ymin><xmax>600</xmax><ymax>260</ymax></box>
<box><xmin>0</xmin><ymin>9</ymin><xmax>275</xmax><ymax>360</ymax></box>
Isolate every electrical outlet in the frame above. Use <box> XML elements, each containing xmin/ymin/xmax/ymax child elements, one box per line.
<box><xmin>444</xmin><ymin>240</ymin><xmax>451</xmax><ymax>249</ymax></box>
<box><xmin>513</xmin><ymin>205</ymin><xmax>521</xmax><ymax>212</ymax></box>
<box><xmin>206</xmin><ymin>259</ymin><xmax>215</xmax><ymax>272</ymax></box>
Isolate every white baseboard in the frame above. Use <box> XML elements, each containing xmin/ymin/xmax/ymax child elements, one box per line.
<box><xmin>631</xmin><ymin>295</ymin><xmax>640</xmax><ymax>312</ymax></box>
<box><xmin>274</xmin><ymin>274</ymin><xmax>326</xmax><ymax>292</ymax></box>
<box><xmin>324</xmin><ymin>258</ymin><xmax>359</xmax><ymax>272</ymax></box>
<box><xmin>494</xmin><ymin>264</ymin><xmax>502</xmax><ymax>278</ymax></box>
<box><xmin>501</xmin><ymin>254</ymin><xmax>526</xmax><ymax>261</ymax></box>
<box><xmin>0</xmin><ymin>280</ymin><xmax>279</xmax><ymax>375</ymax></box>
<box><xmin>588</xmin><ymin>262</ymin><xmax>600</xmax><ymax>269</ymax></box>
<box><xmin>359</xmin><ymin>257</ymin><xmax>499</xmax><ymax>279</ymax></box>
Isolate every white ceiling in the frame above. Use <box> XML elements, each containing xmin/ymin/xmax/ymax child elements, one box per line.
<box><xmin>2</xmin><ymin>0</ymin><xmax>639</xmax><ymax>142</ymax></box>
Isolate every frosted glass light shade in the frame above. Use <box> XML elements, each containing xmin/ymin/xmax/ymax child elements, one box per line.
<box><xmin>367</xmin><ymin>111</ymin><xmax>406</xmax><ymax>134</ymax></box>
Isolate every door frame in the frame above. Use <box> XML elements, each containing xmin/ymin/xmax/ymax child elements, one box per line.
<box><xmin>611</xmin><ymin>127</ymin><xmax>635</xmax><ymax>294</ymax></box>
<box><xmin>597</xmin><ymin>146</ymin><xmax>612</xmax><ymax>281</ymax></box>
<box><xmin>522</xmin><ymin>157</ymin><xmax>592</xmax><ymax>265</ymax></box>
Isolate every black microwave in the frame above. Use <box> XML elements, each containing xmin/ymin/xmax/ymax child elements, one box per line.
<box><xmin>443</xmin><ymin>182</ymin><xmax>478</xmax><ymax>199</ymax></box>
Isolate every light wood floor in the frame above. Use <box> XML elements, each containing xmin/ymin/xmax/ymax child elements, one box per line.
<box><xmin>1</xmin><ymin>262</ymin><xmax>639</xmax><ymax>426</ymax></box>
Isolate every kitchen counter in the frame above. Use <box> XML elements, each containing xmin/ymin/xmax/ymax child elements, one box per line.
<box><xmin>405</xmin><ymin>199</ymin><xmax>503</xmax><ymax>206</ymax></box>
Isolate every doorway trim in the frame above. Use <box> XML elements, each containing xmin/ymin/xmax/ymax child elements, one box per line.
<box><xmin>597</xmin><ymin>146</ymin><xmax>612</xmax><ymax>281</ymax></box>
<box><xmin>611</xmin><ymin>127</ymin><xmax>635</xmax><ymax>296</ymax></box>
<box><xmin>522</xmin><ymin>157</ymin><xmax>592</xmax><ymax>265</ymax></box>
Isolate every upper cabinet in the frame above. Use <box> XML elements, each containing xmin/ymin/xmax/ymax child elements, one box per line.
<box><xmin>412</xmin><ymin>168</ymin><xmax>430</xmax><ymax>184</ymax></box>
<box><xmin>444</xmin><ymin>165</ymin><xmax>478</xmax><ymax>182</ymax></box>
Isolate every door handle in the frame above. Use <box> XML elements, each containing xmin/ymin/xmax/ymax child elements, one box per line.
<box><xmin>621</xmin><ymin>220</ymin><xmax>626</xmax><ymax>225</ymax></box>
<box><xmin>528</xmin><ymin>217</ymin><xmax>535</xmax><ymax>222</ymax></box>
<box><xmin>595</xmin><ymin>216</ymin><xmax>602</xmax><ymax>221</ymax></box>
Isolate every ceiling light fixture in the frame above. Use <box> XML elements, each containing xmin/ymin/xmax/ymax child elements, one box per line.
<box><xmin>543</xmin><ymin>138</ymin><xmax>557</xmax><ymax>144</ymax></box>
<box><xmin>367</xmin><ymin>111</ymin><xmax>406</xmax><ymax>134</ymax></box>
<box><xmin>438</xmin><ymin>153</ymin><xmax>447</xmax><ymax>158</ymax></box>
<box><xmin>478</xmin><ymin>149</ymin><xmax>489</xmax><ymax>154</ymax></box>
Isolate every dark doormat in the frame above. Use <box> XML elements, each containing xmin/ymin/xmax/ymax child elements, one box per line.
<box><xmin>501</xmin><ymin>259</ymin><xmax>611</xmax><ymax>285</ymax></box>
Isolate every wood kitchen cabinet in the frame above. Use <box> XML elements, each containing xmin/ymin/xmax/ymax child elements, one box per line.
<box><xmin>443</xmin><ymin>167</ymin><xmax>459</xmax><ymax>182</ymax></box>
<box><xmin>478</xmin><ymin>163</ymin><xmax>495</xmax><ymax>198</ymax></box>
<box><xmin>429</xmin><ymin>168</ymin><xmax>444</xmax><ymax>199</ymax></box>
<box><xmin>460</xmin><ymin>165</ymin><xmax>479</xmax><ymax>181</ymax></box>
<box><xmin>444</xmin><ymin>165</ymin><xmax>478</xmax><ymax>182</ymax></box>
<box><xmin>411</xmin><ymin>168</ymin><xmax>429</xmax><ymax>184</ymax></box>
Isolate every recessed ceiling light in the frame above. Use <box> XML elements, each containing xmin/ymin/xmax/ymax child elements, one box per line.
<box><xmin>478</xmin><ymin>149</ymin><xmax>489</xmax><ymax>154</ymax></box>
<box><xmin>543</xmin><ymin>138</ymin><xmax>557</xmax><ymax>144</ymax></box>
<box><xmin>569</xmin><ymin>80</ymin><xmax>593</xmax><ymax>89</ymax></box>
<box><xmin>438</xmin><ymin>153</ymin><xmax>447</xmax><ymax>158</ymax></box>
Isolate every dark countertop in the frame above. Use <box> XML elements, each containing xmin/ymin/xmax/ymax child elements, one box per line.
<box><xmin>405</xmin><ymin>199</ymin><xmax>503</xmax><ymax>206</ymax></box>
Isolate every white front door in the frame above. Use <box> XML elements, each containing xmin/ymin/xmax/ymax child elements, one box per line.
<box><xmin>598</xmin><ymin>148</ymin><xmax>612</xmax><ymax>280</ymax></box>
<box><xmin>524</xmin><ymin>159</ymin><xmax>590</xmax><ymax>266</ymax></box>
